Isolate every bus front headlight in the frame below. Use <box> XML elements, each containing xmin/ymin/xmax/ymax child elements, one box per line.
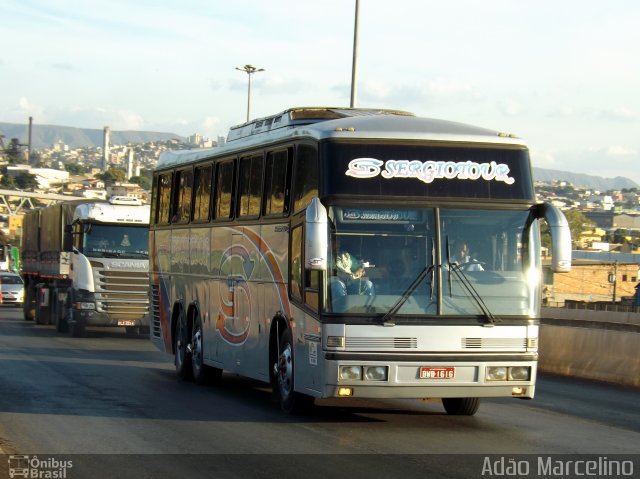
<box><xmin>339</xmin><ymin>366</ymin><xmax>362</xmax><ymax>381</ymax></box>
<box><xmin>486</xmin><ymin>366</ymin><xmax>508</xmax><ymax>381</ymax></box>
<box><xmin>364</xmin><ymin>366</ymin><xmax>388</xmax><ymax>381</ymax></box>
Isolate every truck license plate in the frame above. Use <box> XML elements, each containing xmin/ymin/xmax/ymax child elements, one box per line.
<box><xmin>118</xmin><ymin>320</ymin><xmax>136</xmax><ymax>326</ymax></box>
<box><xmin>419</xmin><ymin>367</ymin><xmax>455</xmax><ymax>379</ymax></box>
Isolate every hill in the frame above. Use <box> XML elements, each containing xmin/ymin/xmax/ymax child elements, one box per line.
<box><xmin>533</xmin><ymin>167</ymin><xmax>638</xmax><ymax>191</ymax></box>
<box><xmin>0</xmin><ymin>122</ymin><xmax>185</xmax><ymax>148</ymax></box>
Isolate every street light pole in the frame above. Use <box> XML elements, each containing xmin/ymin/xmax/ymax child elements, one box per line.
<box><xmin>235</xmin><ymin>64</ymin><xmax>265</xmax><ymax>122</ymax></box>
<box><xmin>349</xmin><ymin>0</ymin><xmax>360</xmax><ymax>108</ymax></box>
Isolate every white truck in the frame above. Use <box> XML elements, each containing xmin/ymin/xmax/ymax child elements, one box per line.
<box><xmin>22</xmin><ymin>197</ymin><xmax>151</xmax><ymax>336</ymax></box>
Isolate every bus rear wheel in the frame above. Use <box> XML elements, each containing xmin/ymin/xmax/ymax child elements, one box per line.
<box><xmin>274</xmin><ymin>328</ymin><xmax>313</xmax><ymax>414</ymax></box>
<box><xmin>442</xmin><ymin>397</ymin><xmax>480</xmax><ymax>416</ymax></box>
<box><xmin>191</xmin><ymin>313</ymin><xmax>222</xmax><ymax>385</ymax></box>
<box><xmin>174</xmin><ymin>313</ymin><xmax>192</xmax><ymax>380</ymax></box>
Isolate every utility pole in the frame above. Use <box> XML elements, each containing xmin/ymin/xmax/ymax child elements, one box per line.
<box><xmin>612</xmin><ymin>261</ymin><xmax>618</xmax><ymax>303</ymax></box>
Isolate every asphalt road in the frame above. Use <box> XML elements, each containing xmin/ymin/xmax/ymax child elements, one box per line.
<box><xmin>0</xmin><ymin>307</ymin><xmax>638</xmax><ymax>479</ymax></box>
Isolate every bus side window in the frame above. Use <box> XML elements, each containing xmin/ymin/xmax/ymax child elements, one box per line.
<box><xmin>238</xmin><ymin>155</ymin><xmax>264</xmax><ymax>218</ymax></box>
<box><xmin>264</xmin><ymin>149</ymin><xmax>290</xmax><ymax>217</ymax></box>
<box><xmin>214</xmin><ymin>160</ymin><xmax>235</xmax><ymax>220</ymax></box>
<box><xmin>292</xmin><ymin>144</ymin><xmax>318</xmax><ymax>213</ymax></box>
<box><xmin>193</xmin><ymin>164</ymin><xmax>212</xmax><ymax>222</ymax></box>
<box><xmin>157</xmin><ymin>172</ymin><xmax>172</xmax><ymax>224</ymax></box>
<box><xmin>173</xmin><ymin>168</ymin><xmax>193</xmax><ymax>223</ymax></box>
<box><xmin>290</xmin><ymin>225</ymin><xmax>303</xmax><ymax>302</ymax></box>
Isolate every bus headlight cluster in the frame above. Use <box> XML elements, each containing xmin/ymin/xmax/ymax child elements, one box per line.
<box><xmin>339</xmin><ymin>365</ymin><xmax>388</xmax><ymax>382</ymax></box>
<box><xmin>486</xmin><ymin>366</ymin><xmax>530</xmax><ymax>382</ymax></box>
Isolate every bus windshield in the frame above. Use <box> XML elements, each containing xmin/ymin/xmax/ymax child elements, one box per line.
<box><xmin>82</xmin><ymin>224</ymin><xmax>149</xmax><ymax>258</ymax></box>
<box><xmin>325</xmin><ymin>206</ymin><xmax>539</xmax><ymax>318</ymax></box>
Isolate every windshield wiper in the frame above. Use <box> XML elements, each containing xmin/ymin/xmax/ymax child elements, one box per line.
<box><xmin>448</xmin><ymin>263</ymin><xmax>496</xmax><ymax>325</ymax></box>
<box><xmin>381</xmin><ymin>265</ymin><xmax>434</xmax><ymax>324</ymax></box>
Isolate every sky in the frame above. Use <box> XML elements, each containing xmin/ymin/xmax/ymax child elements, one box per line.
<box><xmin>2</xmin><ymin>0</ymin><xmax>639</xmax><ymax>186</ymax></box>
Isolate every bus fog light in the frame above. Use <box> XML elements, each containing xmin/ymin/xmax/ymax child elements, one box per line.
<box><xmin>508</xmin><ymin>366</ymin><xmax>530</xmax><ymax>381</ymax></box>
<box><xmin>338</xmin><ymin>387</ymin><xmax>353</xmax><ymax>397</ymax></box>
<box><xmin>339</xmin><ymin>366</ymin><xmax>362</xmax><ymax>381</ymax></box>
<box><xmin>486</xmin><ymin>366</ymin><xmax>507</xmax><ymax>381</ymax></box>
<box><xmin>512</xmin><ymin>387</ymin><xmax>527</xmax><ymax>396</ymax></box>
<box><xmin>364</xmin><ymin>366</ymin><xmax>388</xmax><ymax>381</ymax></box>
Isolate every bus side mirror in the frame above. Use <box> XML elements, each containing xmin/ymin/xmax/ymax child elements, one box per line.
<box><xmin>63</xmin><ymin>224</ymin><xmax>74</xmax><ymax>253</ymax></box>
<box><xmin>535</xmin><ymin>203</ymin><xmax>572</xmax><ymax>273</ymax></box>
<box><xmin>305</xmin><ymin>197</ymin><xmax>328</xmax><ymax>271</ymax></box>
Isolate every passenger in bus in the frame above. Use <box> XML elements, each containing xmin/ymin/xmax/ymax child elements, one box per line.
<box><xmin>331</xmin><ymin>237</ymin><xmax>375</xmax><ymax>296</ymax></box>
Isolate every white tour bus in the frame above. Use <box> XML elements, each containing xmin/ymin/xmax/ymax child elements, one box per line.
<box><xmin>149</xmin><ymin>107</ymin><xmax>571</xmax><ymax>415</ymax></box>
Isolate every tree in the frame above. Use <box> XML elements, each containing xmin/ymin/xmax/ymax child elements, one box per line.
<box><xmin>15</xmin><ymin>172</ymin><xmax>39</xmax><ymax>190</ymax></box>
<box><xmin>97</xmin><ymin>167</ymin><xmax>127</xmax><ymax>186</ymax></box>
<box><xmin>129</xmin><ymin>175</ymin><xmax>151</xmax><ymax>191</ymax></box>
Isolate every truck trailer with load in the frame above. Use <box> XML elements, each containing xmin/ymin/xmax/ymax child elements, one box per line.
<box><xmin>21</xmin><ymin>197</ymin><xmax>151</xmax><ymax>336</ymax></box>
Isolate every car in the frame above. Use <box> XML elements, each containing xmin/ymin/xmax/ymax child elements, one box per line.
<box><xmin>0</xmin><ymin>272</ymin><xmax>25</xmax><ymax>306</ymax></box>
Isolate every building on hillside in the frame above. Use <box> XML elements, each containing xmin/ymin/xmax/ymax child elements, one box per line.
<box><xmin>543</xmin><ymin>259</ymin><xmax>639</xmax><ymax>304</ymax></box>
<box><xmin>7</xmin><ymin>165</ymin><xmax>69</xmax><ymax>189</ymax></box>
<box><xmin>578</xmin><ymin>228</ymin><xmax>606</xmax><ymax>249</ymax></box>
<box><xmin>106</xmin><ymin>182</ymin><xmax>149</xmax><ymax>203</ymax></box>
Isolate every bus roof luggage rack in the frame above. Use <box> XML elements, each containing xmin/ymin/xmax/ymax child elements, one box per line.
<box><xmin>227</xmin><ymin>107</ymin><xmax>415</xmax><ymax>142</ymax></box>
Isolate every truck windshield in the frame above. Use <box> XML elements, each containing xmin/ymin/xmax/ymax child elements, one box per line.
<box><xmin>82</xmin><ymin>224</ymin><xmax>149</xmax><ymax>258</ymax></box>
<box><xmin>324</xmin><ymin>206</ymin><xmax>539</xmax><ymax>318</ymax></box>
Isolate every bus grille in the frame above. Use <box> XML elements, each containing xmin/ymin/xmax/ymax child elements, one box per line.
<box><xmin>93</xmin><ymin>269</ymin><xmax>149</xmax><ymax>320</ymax></box>
<box><xmin>346</xmin><ymin>337</ymin><xmax>418</xmax><ymax>349</ymax></box>
<box><xmin>462</xmin><ymin>338</ymin><xmax>527</xmax><ymax>349</ymax></box>
<box><xmin>151</xmin><ymin>284</ymin><xmax>161</xmax><ymax>338</ymax></box>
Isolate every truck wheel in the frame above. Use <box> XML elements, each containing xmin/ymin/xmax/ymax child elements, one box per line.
<box><xmin>274</xmin><ymin>328</ymin><xmax>313</xmax><ymax>414</ymax></box>
<box><xmin>191</xmin><ymin>313</ymin><xmax>222</xmax><ymax>385</ymax></box>
<box><xmin>174</xmin><ymin>313</ymin><xmax>192</xmax><ymax>380</ymax></box>
<box><xmin>442</xmin><ymin>397</ymin><xmax>480</xmax><ymax>416</ymax></box>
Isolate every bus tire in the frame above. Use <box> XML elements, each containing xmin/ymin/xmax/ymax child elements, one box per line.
<box><xmin>442</xmin><ymin>397</ymin><xmax>480</xmax><ymax>416</ymax></box>
<box><xmin>174</xmin><ymin>312</ymin><xmax>193</xmax><ymax>381</ymax></box>
<box><xmin>275</xmin><ymin>328</ymin><xmax>313</xmax><ymax>414</ymax></box>
<box><xmin>191</xmin><ymin>312</ymin><xmax>222</xmax><ymax>385</ymax></box>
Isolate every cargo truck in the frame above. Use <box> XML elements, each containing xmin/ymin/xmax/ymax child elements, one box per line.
<box><xmin>21</xmin><ymin>197</ymin><xmax>151</xmax><ymax>336</ymax></box>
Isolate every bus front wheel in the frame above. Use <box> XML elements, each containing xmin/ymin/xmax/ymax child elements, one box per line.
<box><xmin>442</xmin><ymin>397</ymin><xmax>480</xmax><ymax>416</ymax></box>
<box><xmin>274</xmin><ymin>328</ymin><xmax>313</xmax><ymax>414</ymax></box>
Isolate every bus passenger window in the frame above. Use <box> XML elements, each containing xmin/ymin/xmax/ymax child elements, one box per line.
<box><xmin>193</xmin><ymin>165</ymin><xmax>212</xmax><ymax>221</ymax></box>
<box><xmin>292</xmin><ymin>145</ymin><xmax>318</xmax><ymax>213</ymax></box>
<box><xmin>264</xmin><ymin>150</ymin><xmax>290</xmax><ymax>216</ymax></box>
<box><xmin>174</xmin><ymin>169</ymin><xmax>193</xmax><ymax>223</ymax></box>
<box><xmin>290</xmin><ymin>225</ymin><xmax>303</xmax><ymax>302</ymax></box>
<box><xmin>238</xmin><ymin>155</ymin><xmax>263</xmax><ymax>218</ymax></box>
<box><xmin>214</xmin><ymin>160</ymin><xmax>234</xmax><ymax>220</ymax></box>
<box><xmin>157</xmin><ymin>173</ymin><xmax>172</xmax><ymax>224</ymax></box>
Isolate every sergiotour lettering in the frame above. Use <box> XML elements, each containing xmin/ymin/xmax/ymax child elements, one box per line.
<box><xmin>481</xmin><ymin>456</ymin><xmax>634</xmax><ymax>477</ymax></box>
<box><xmin>345</xmin><ymin>158</ymin><xmax>515</xmax><ymax>185</ymax></box>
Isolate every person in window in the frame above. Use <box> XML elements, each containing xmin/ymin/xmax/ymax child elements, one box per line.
<box><xmin>331</xmin><ymin>236</ymin><xmax>375</xmax><ymax>296</ymax></box>
<box><xmin>451</xmin><ymin>241</ymin><xmax>484</xmax><ymax>271</ymax></box>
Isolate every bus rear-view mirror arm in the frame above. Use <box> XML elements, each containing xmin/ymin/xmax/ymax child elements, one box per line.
<box><xmin>533</xmin><ymin>203</ymin><xmax>572</xmax><ymax>273</ymax></box>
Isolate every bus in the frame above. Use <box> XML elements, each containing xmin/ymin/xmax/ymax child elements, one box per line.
<box><xmin>149</xmin><ymin>107</ymin><xmax>571</xmax><ymax>415</ymax></box>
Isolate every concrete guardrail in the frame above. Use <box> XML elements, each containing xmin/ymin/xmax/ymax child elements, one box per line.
<box><xmin>539</xmin><ymin>307</ymin><xmax>640</xmax><ymax>388</ymax></box>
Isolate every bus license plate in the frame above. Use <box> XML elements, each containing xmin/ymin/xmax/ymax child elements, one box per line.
<box><xmin>420</xmin><ymin>367</ymin><xmax>455</xmax><ymax>379</ymax></box>
<box><xmin>118</xmin><ymin>320</ymin><xmax>136</xmax><ymax>326</ymax></box>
